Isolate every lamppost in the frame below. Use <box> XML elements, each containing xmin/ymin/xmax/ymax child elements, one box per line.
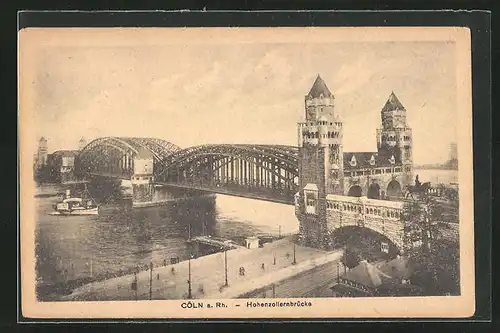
<box><xmin>134</xmin><ymin>272</ymin><xmax>138</xmax><ymax>300</ymax></box>
<box><xmin>149</xmin><ymin>261</ymin><xmax>153</xmax><ymax>300</ymax></box>
<box><xmin>187</xmin><ymin>256</ymin><xmax>192</xmax><ymax>299</ymax></box>
<box><xmin>336</xmin><ymin>262</ymin><xmax>340</xmax><ymax>283</ymax></box>
<box><xmin>292</xmin><ymin>242</ymin><xmax>296</xmax><ymax>265</ymax></box>
<box><xmin>224</xmin><ymin>249</ymin><xmax>228</xmax><ymax>287</ymax></box>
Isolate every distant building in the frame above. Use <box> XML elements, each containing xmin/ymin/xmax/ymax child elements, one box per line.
<box><xmin>449</xmin><ymin>143</ymin><xmax>457</xmax><ymax>161</ymax></box>
<box><xmin>36</xmin><ymin>136</ymin><xmax>48</xmax><ymax>167</ymax></box>
<box><xmin>78</xmin><ymin>137</ymin><xmax>87</xmax><ymax>151</ymax></box>
<box><xmin>34</xmin><ymin>137</ymin><xmax>50</xmax><ymax>182</ymax></box>
<box><xmin>46</xmin><ymin>150</ymin><xmax>78</xmax><ymax>183</ymax></box>
<box><xmin>447</xmin><ymin>143</ymin><xmax>458</xmax><ymax>169</ymax></box>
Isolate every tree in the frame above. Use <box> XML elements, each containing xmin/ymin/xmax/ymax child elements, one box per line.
<box><xmin>402</xmin><ymin>192</ymin><xmax>459</xmax><ymax>296</ymax></box>
<box><xmin>340</xmin><ymin>245</ymin><xmax>362</xmax><ymax>269</ymax></box>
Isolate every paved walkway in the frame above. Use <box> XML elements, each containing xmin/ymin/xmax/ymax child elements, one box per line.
<box><xmin>218</xmin><ymin>250</ymin><xmax>343</xmax><ymax>299</ymax></box>
<box><xmin>242</xmin><ymin>258</ymin><xmax>344</xmax><ymax>298</ymax></box>
<box><xmin>63</xmin><ymin>238</ymin><xmax>334</xmax><ymax>301</ymax></box>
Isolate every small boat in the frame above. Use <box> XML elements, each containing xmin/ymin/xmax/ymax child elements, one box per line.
<box><xmin>49</xmin><ymin>185</ymin><xmax>99</xmax><ymax>216</ymax></box>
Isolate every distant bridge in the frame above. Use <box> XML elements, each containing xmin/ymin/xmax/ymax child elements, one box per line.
<box><xmin>76</xmin><ymin>137</ymin><xmax>299</xmax><ymax>204</ymax></box>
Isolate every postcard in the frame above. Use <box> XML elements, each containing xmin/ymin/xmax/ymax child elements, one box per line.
<box><xmin>19</xmin><ymin>26</ymin><xmax>474</xmax><ymax>318</ymax></box>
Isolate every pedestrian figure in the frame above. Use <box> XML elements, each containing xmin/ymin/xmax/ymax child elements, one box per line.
<box><xmin>198</xmin><ymin>284</ymin><xmax>205</xmax><ymax>294</ymax></box>
<box><xmin>171</xmin><ymin>266</ymin><xmax>175</xmax><ymax>275</ymax></box>
<box><xmin>239</xmin><ymin>267</ymin><xmax>245</xmax><ymax>276</ymax></box>
<box><xmin>285</xmin><ymin>252</ymin><xmax>290</xmax><ymax>259</ymax></box>
<box><xmin>157</xmin><ymin>273</ymin><xmax>160</xmax><ymax>280</ymax></box>
<box><xmin>261</xmin><ymin>263</ymin><xmax>265</xmax><ymax>270</ymax></box>
<box><xmin>163</xmin><ymin>259</ymin><xmax>167</xmax><ymax>266</ymax></box>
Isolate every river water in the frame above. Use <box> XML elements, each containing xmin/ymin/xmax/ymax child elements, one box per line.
<box><xmin>414</xmin><ymin>169</ymin><xmax>458</xmax><ymax>185</ymax></box>
<box><xmin>35</xmin><ymin>184</ymin><xmax>298</xmax><ymax>300</ymax></box>
<box><xmin>34</xmin><ymin>168</ymin><xmax>457</xmax><ymax>300</ymax></box>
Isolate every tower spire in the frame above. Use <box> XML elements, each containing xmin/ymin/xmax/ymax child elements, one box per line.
<box><xmin>382</xmin><ymin>91</ymin><xmax>406</xmax><ymax>112</ymax></box>
<box><xmin>307</xmin><ymin>74</ymin><xmax>334</xmax><ymax>98</ymax></box>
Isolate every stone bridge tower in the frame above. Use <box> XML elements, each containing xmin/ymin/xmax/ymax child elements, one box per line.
<box><xmin>376</xmin><ymin>92</ymin><xmax>413</xmax><ymax>186</ymax></box>
<box><xmin>296</xmin><ymin>75</ymin><xmax>343</xmax><ymax>249</ymax></box>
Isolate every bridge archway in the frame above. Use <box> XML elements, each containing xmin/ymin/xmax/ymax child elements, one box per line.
<box><xmin>367</xmin><ymin>183</ymin><xmax>381</xmax><ymax>199</ymax></box>
<box><xmin>387</xmin><ymin>180</ymin><xmax>402</xmax><ymax>198</ymax></box>
<box><xmin>329</xmin><ymin>226</ymin><xmax>402</xmax><ymax>259</ymax></box>
<box><xmin>76</xmin><ymin>137</ymin><xmax>181</xmax><ymax>179</ymax></box>
<box><xmin>347</xmin><ymin>185</ymin><xmax>362</xmax><ymax>197</ymax></box>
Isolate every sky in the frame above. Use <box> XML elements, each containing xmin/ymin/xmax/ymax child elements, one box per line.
<box><xmin>32</xmin><ymin>37</ymin><xmax>458</xmax><ymax>164</ymax></box>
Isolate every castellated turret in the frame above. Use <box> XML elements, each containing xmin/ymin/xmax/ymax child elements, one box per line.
<box><xmin>377</xmin><ymin>91</ymin><xmax>413</xmax><ymax>182</ymax></box>
<box><xmin>296</xmin><ymin>77</ymin><xmax>415</xmax><ymax>251</ymax></box>
<box><xmin>298</xmin><ymin>75</ymin><xmax>344</xmax><ymax>196</ymax></box>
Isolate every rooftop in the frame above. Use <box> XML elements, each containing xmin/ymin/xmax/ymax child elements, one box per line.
<box><xmin>343</xmin><ymin>151</ymin><xmax>399</xmax><ymax>169</ymax></box>
<box><xmin>306</xmin><ymin>74</ymin><xmax>334</xmax><ymax>99</ymax></box>
<box><xmin>378</xmin><ymin>256</ymin><xmax>413</xmax><ymax>280</ymax></box>
<box><xmin>342</xmin><ymin>260</ymin><xmax>393</xmax><ymax>288</ymax></box>
<box><xmin>382</xmin><ymin>92</ymin><xmax>406</xmax><ymax>112</ymax></box>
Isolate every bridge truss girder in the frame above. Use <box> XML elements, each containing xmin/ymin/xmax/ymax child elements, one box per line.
<box><xmin>156</xmin><ymin>144</ymin><xmax>300</xmax><ymax>200</ymax></box>
<box><xmin>77</xmin><ymin>137</ymin><xmax>180</xmax><ymax>179</ymax></box>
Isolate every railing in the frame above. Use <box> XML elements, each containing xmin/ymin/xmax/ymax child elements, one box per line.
<box><xmin>159</xmin><ymin>179</ymin><xmax>297</xmax><ymax>203</ymax></box>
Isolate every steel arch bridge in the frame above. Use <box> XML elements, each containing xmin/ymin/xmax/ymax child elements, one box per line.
<box><xmin>76</xmin><ymin>137</ymin><xmax>181</xmax><ymax>179</ymax></box>
<box><xmin>76</xmin><ymin>138</ymin><xmax>300</xmax><ymax>204</ymax></box>
<box><xmin>155</xmin><ymin>144</ymin><xmax>299</xmax><ymax>203</ymax></box>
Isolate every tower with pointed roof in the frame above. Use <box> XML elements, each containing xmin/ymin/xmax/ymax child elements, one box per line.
<box><xmin>376</xmin><ymin>92</ymin><xmax>413</xmax><ymax>183</ymax></box>
<box><xmin>37</xmin><ymin>136</ymin><xmax>48</xmax><ymax>166</ymax></box>
<box><xmin>78</xmin><ymin>137</ymin><xmax>87</xmax><ymax>151</ymax></box>
<box><xmin>297</xmin><ymin>75</ymin><xmax>344</xmax><ymax>249</ymax></box>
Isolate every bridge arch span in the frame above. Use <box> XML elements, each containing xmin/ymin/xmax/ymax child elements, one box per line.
<box><xmin>387</xmin><ymin>179</ymin><xmax>402</xmax><ymax>198</ymax></box>
<box><xmin>76</xmin><ymin>137</ymin><xmax>181</xmax><ymax>179</ymax></box>
<box><xmin>155</xmin><ymin>144</ymin><xmax>299</xmax><ymax>201</ymax></box>
<box><xmin>347</xmin><ymin>185</ymin><xmax>363</xmax><ymax>197</ymax></box>
<box><xmin>329</xmin><ymin>225</ymin><xmax>403</xmax><ymax>256</ymax></box>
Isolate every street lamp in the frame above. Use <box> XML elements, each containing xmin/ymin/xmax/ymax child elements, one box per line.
<box><xmin>149</xmin><ymin>261</ymin><xmax>153</xmax><ymax>300</ymax></box>
<box><xmin>187</xmin><ymin>256</ymin><xmax>192</xmax><ymax>299</ymax></box>
<box><xmin>224</xmin><ymin>249</ymin><xmax>228</xmax><ymax>287</ymax></box>
<box><xmin>292</xmin><ymin>242</ymin><xmax>296</xmax><ymax>265</ymax></box>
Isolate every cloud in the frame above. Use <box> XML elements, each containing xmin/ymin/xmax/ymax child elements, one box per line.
<box><xmin>331</xmin><ymin>55</ymin><xmax>375</xmax><ymax>95</ymax></box>
<box><xmin>33</xmin><ymin>40</ymin><xmax>458</xmax><ymax>164</ymax></box>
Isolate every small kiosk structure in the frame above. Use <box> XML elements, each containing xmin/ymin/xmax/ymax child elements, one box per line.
<box><xmin>245</xmin><ymin>236</ymin><xmax>260</xmax><ymax>249</ymax></box>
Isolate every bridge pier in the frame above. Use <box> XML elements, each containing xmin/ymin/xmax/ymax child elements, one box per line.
<box><xmin>131</xmin><ymin>174</ymin><xmax>155</xmax><ymax>205</ymax></box>
<box><xmin>131</xmin><ymin>179</ymin><xmax>211</xmax><ymax>208</ymax></box>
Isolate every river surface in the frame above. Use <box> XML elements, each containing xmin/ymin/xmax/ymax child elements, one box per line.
<box><xmin>414</xmin><ymin>169</ymin><xmax>458</xmax><ymax>185</ymax></box>
<box><xmin>35</xmin><ymin>184</ymin><xmax>298</xmax><ymax>300</ymax></box>
<box><xmin>34</xmin><ymin>168</ymin><xmax>457</xmax><ymax>300</ymax></box>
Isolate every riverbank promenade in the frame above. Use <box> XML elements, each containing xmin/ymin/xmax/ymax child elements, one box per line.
<box><xmin>63</xmin><ymin>237</ymin><xmax>342</xmax><ymax>301</ymax></box>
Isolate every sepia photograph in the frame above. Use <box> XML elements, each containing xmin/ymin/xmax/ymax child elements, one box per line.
<box><xmin>19</xmin><ymin>26</ymin><xmax>475</xmax><ymax>318</ymax></box>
